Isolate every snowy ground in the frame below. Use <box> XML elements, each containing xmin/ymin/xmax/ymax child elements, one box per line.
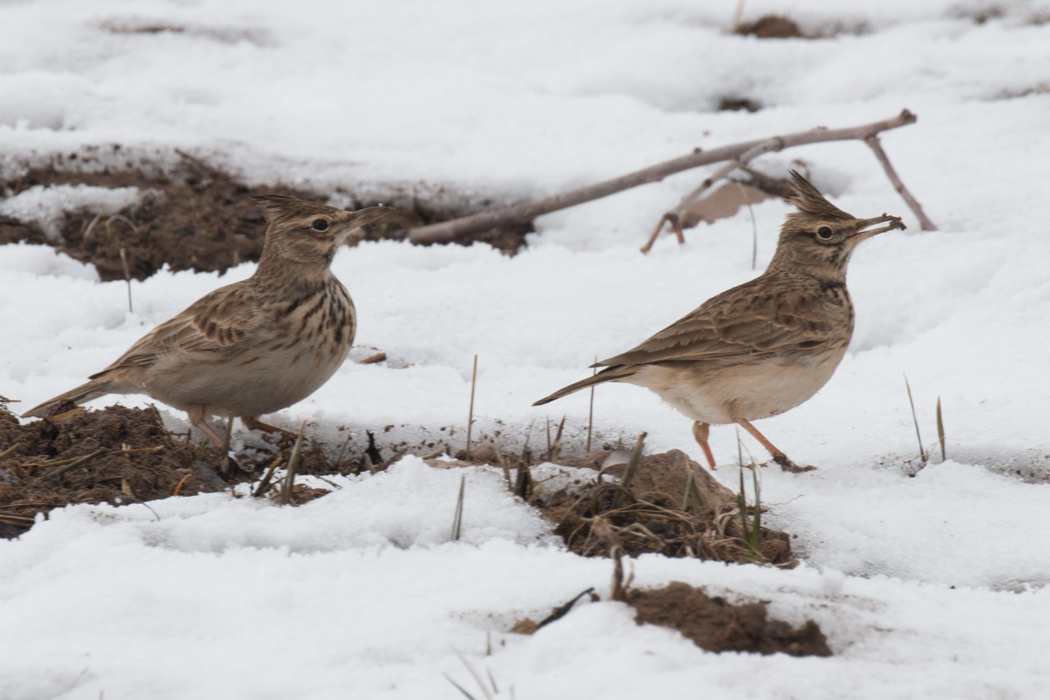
<box><xmin>3</xmin><ymin>1</ymin><xmax>1050</xmax><ymax>697</ymax></box>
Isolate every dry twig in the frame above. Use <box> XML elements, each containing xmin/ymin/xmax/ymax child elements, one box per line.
<box><xmin>408</xmin><ymin>110</ymin><xmax>923</xmax><ymax>247</ymax></box>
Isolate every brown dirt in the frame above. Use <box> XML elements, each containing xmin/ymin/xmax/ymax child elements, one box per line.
<box><xmin>0</xmin><ymin>404</ymin><xmax>231</xmax><ymax>536</ymax></box>
<box><xmin>736</xmin><ymin>15</ymin><xmax>806</xmax><ymax>39</ymax></box>
<box><xmin>0</xmin><ymin>404</ymin><xmax>382</xmax><ymax>538</ymax></box>
<box><xmin>539</xmin><ymin>449</ymin><xmax>795</xmax><ymax>566</ymax></box>
<box><xmin>627</xmin><ymin>581</ymin><xmax>832</xmax><ymax>656</ymax></box>
<box><xmin>0</xmin><ymin>156</ymin><xmax>531</xmax><ymax>282</ymax></box>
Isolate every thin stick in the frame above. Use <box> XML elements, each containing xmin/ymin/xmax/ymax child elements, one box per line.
<box><xmin>119</xmin><ymin>248</ymin><xmax>133</xmax><ymax>313</ymax></box>
<box><xmin>451</xmin><ymin>474</ymin><xmax>465</xmax><ymax>541</ymax></box>
<box><xmin>253</xmin><ymin>453</ymin><xmax>283</xmax><ymax>497</ymax></box>
<box><xmin>466</xmin><ymin>355</ymin><xmax>478</xmax><ymax>459</ymax></box>
<box><xmin>619</xmin><ymin>431</ymin><xmax>647</xmax><ymax>490</ymax></box>
<box><xmin>280</xmin><ymin>420</ymin><xmax>307</xmax><ymax>505</ymax></box>
<box><xmin>739</xmin><ymin>182</ymin><xmax>759</xmax><ymax>270</ymax></box>
<box><xmin>864</xmin><ymin>135</ymin><xmax>937</xmax><ymax>231</ymax></box>
<box><xmin>44</xmin><ymin>447</ymin><xmax>107</xmax><ymax>479</ymax></box>
<box><xmin>732</xmin><ymin>0</ymin><xmax>746</xmax><ymax>32</ymax></box>
<box><xmin>904</xmin><ymin>375</ymin><xmax>927</xmax><ymax>465</ymax></box>
<box><xmin>0</xmin><ymin>443</ymin><xmax>21</xmax><ymax>461</ymax></box>
<box><xmin>221</xmin><ymin>412</ymin><xmax>235</xmax><ymax>474</ymax></box>
<box><xmin>647</xmin><ymin>139</ymin><xmax>785</xmax><ymax>254</ymax></box>
<box><xmin>936</xmin><ymin>397</ymin><xmax>946</xmax><ymax>462</ymax></box>
<box><xmin>586</xmin><ymin>357</ymin><xmax>596</xmax><ymax>452</ymax></box>
<box><xmin>549</xmin><ymin>416</ymin><xmax>565</xmax><ymax>462</ymax></box>
<box><xmin>409</xmin><ymin>110</ymin><xmax>918</xmax><ymax>245</ymax></box>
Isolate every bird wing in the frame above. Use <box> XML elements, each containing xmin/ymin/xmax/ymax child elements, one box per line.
<box><xmin>597</xmin><ymin>274</ymin><xmax>849</xmax><ymax>367</ymax></box>
<box><xmin>91</xmin><ymin>282</ymin><xmax>260</xmax><ymax>379</ymax></box>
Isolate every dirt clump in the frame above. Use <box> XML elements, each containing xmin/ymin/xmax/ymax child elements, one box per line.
<box><xmin>0</xmin><ymin>404</ymin><xmax>232</xmax><ymax>536</ymax></box>
<box><xmin>627</xmin><ymin>581</ymin><xmax>832</xmax><ymax>656</ymax></box>
<box><xmin>736</xmin><ymin>15</ymin><xmax>806</xmax><ymax>39</ymax></box>
<box><xmin>0</xmin><ymin>156</ymin><xmax>531</xmax><ymax>282</ymax></box>
<box><xmin>539</xmin><ymin>449</ymin><xmax>794</xmax><ymax>566</ymax></box>
<box><xmin>0</xmin><ymin>404</ymin><xmax>375</xmax><ymax>538</ymax></box>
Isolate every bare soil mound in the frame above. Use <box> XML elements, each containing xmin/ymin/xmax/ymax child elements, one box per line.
<box><xmin>0</xmin><ymin>404</ymin><xmax>375</xmax><ymax>538</ymax></box>
<box><xmin>0</xmin><ymin>404</ymin><xmax>229</xmax><ymax>536</ymax></box>
<box><xmin>541</xmin><ymin>449</ymin><xmax>794</xmax><ymax>566</ymax></box>
<box><xmin>0</xmin><ymin>157</ymin><xmax>530</xmax><ymax>281</ymax></box>
<box><xmin>628</xmin><ymin>581</ymin><xmax>832</xmax><ymax>656</ymax></box>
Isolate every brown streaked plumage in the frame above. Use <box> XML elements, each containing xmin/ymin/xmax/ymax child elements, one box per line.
<box><xmin>534</xmin><ymin>171</ymin><xmax>905</xmax><ymax>472</ymax></box>
<box><xmin>24</xmin><ymin>195</ymin><xmax>389</xmax><ymax>448</ymax></box>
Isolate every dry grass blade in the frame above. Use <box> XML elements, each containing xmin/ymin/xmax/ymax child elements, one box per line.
<box><xmin>586</xmin><ymin>357</ymin><xmax>597</xmax><ymax>452</ymax></box>
<box><xmin>44</xmin><ymin>447</ymin><xmax>107</xmax><ymax>479</ymax></box>
<box><xmin>549</xmin><ymin>416</ymin><xmax>566</xmax><ymax>462</ymax></box>
<box><xmin>0</xmin><ymin>442</ymin><xmax>22</xmax><ymax>461</ymax></box>
<box><xmin>466</xmin><ymin>355</ymin><xmax>478</xmax><ymax>458</ymax></box>
<box><xmin>619</xmin><ymin>431</ymin><xmax>647</xmax><ymax>490</ymax></box>
<box><xmin>443</xmin><ymin>675</ymin><xmax>479</xmax><ymax>700</ymax></box>
<box><xmin>0</xmin><ymin>513</ymin><xmax>36</xmax><ymax>527</ymax></box>
<box><xmin>904</xmin><ymin>374</ymin><xmax>928</xmax><ymax>467</ymax></box>
<box><xmin>253</xmin><ymin>453</ymin><xmax>283</xmax><ymax>497</ymax></box>
<box><xmin>119</xmin><ymin>247</ymin><xmax>133</xmax><ymax>313</ymax></box>
<box><xmin>610</xmin><ymin>546</ymin><xmax>634</xmax><ymax>601</ymax></box>
<box><xmin>535</xmin><ymin>587</ymin><xmax>595</xmax><ymax>630</ymax></box>
<box><xmin>280</xmin><ymin>420</ymin><xmax>307</xmax><ymax>505</ymax></box>
<box><xmin>451</xmin><ymin>474</ymin><xmax>466</xmax><ymax>541</ymax></box>
<box><xmin>936</xmin><ymin>396</ymin><xmax>946</xmax><ymax>462</ymax></box>
<box><xmin>450</xmin><ymin>649</ymin><xmax>495</xmax><ymax>700</ymax></box>
<box><xmin>172</xmin><ymin>473</ymin><xmax>191</xmax><ymax>496</ymax></box>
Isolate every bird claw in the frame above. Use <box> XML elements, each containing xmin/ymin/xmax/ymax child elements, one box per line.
<box><xmin>772</xmin><ymin>454</ymin><xmax>817</xmax><ymax>473</ymax></box>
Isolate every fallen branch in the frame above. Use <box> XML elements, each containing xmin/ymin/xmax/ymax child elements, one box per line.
<box><xmin>408</xmin><ymin>110</ymin><xmax>921</xmax><ymax>246</ymax></box>
<box><xmin>864</xmin><ymin>134</ymin><xmax>938</xmax><ymax>231</ymax></box>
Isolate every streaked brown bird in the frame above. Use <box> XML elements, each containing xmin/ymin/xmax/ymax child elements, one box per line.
<box><xmin>24</xmin><ymin>196</ymin><xmax>388</xmax><ymax>448</ymax></box>
<box><xmin>534</xmin><ymin>172</ymin><xmax>904</xmax><ymax>472</ymax></box>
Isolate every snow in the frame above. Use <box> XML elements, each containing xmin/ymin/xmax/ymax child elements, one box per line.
<box><xmin>0</xmin><ymin>184</ymin><xmax>148</xmax><ymax>241</ymax></box>
<box><xmin>3</xmin><ymin>0</ymin><xmax>1050</xmax><ymax>697</ymax></box>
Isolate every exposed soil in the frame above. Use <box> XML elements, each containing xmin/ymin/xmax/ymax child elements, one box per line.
<box><xmin>0</xmin><ymin>404</ymin><xmax>230</xmax><ymax>536</ymax></box>
<box><xmin>538</xmin><ymin>449</ymin><xmax>795</xmax><ymax>566</ymax></box>
<box><xmin>627</xmin><ymin>581</ymin><xmax>832</xmax><ymax>656</ymax></box>
<box><xmin>0</xmin><ymin>404</ymin><xmax>382</xmax><ymax>538</ymax></box>
<box><xmin>736</xmin><ymin>15</ymin><xmax>806</xmax><ymax>39</ymax></box>
<box><xmin>1</xmin><ymin>404</ymin><xmax>797</xmax><ymax>574</ymax></box>
<box><xmin>0</xmin><ymin>155</ymin><xmax>531</xmax><ymax>282</ymax></box>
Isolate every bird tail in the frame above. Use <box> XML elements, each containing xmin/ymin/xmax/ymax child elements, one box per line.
<box><xmin>533</xmin><ymin>366</ymin><xmax>637</xmax><ymax>406</ymax></box>
<box><xmin>22</xmin><ymin>377</ymin><xmax>115</xmax><ymax>418</ymax></box>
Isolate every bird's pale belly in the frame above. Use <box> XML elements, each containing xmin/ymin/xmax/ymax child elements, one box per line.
<box><xmin>143</xmin><ymin>340</ymin><xmax>352</xmax><ymax>418</ymax></box>
<box><xmin>626</xmin><ymin>348</ymin><xmax>846</xmax><ymax>425</ymax></box>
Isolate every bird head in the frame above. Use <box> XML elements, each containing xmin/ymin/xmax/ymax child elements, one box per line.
<box><xmin>768</xmin><ymin>171</ymin><xmax>904</xmax><ymax>279</ymax></box>
<box><xmin>252</xmin><ymin>195</ymin><xmax>390</xmax><ymax>267</ymax></box>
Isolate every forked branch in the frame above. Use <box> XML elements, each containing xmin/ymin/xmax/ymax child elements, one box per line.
<box><xmin>408</xmin><ymin>110</ymin><xmax>927</xmax><ymax>247</ymax></box>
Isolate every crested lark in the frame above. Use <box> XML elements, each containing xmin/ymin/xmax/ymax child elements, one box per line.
<box><xmin>24</xmin><ymin>196</ymin><xmax>388</xmax><ymax>448</ymax></box>
<box><xmin>535</xmin><ymin>172</ymin><xmax>905</xmax><ymax>472</ymax></box>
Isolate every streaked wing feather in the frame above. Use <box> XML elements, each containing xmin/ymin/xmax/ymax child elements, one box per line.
<box><xmin>597</xmin><ymin>277</ymin><xmax>840</xmax><ymax>367</ymax></box>
<box><xmin>95</xmin><ymin>284</ymin><xmax>257</xmax><ymax>375</ymax></box>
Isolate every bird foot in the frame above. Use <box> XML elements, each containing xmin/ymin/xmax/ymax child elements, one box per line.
<box><xmin>772</xmin><ymin>453</ymin><xmax>817</xmax><ymax>473</ymax></box>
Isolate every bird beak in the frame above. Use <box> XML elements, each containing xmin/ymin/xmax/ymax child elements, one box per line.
<box><xmin>342</xmin><ymin>205</ymin><xmax>393</xmax><ymax>244</ymax></box>
<box><xmin>850</xmin><ymin>214</ymin><xmax>906</xmax><ymax>242</ymax></box>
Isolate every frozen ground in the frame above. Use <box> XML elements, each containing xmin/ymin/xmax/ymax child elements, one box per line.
<box><xmin>3</xmin><ymin>0</ymin><xmax>1050</xmax><ymax>697</ymax></box>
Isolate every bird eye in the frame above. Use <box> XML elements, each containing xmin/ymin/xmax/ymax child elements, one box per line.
<box><xmin>816</xmin><ymin>226</ymin><xmax>834</xmax><ymax>240</ymax></box>
<box><xmin>311</xmin><ymin>219</ymin><xmax>329</xmax><ymax>232</ymax></box>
